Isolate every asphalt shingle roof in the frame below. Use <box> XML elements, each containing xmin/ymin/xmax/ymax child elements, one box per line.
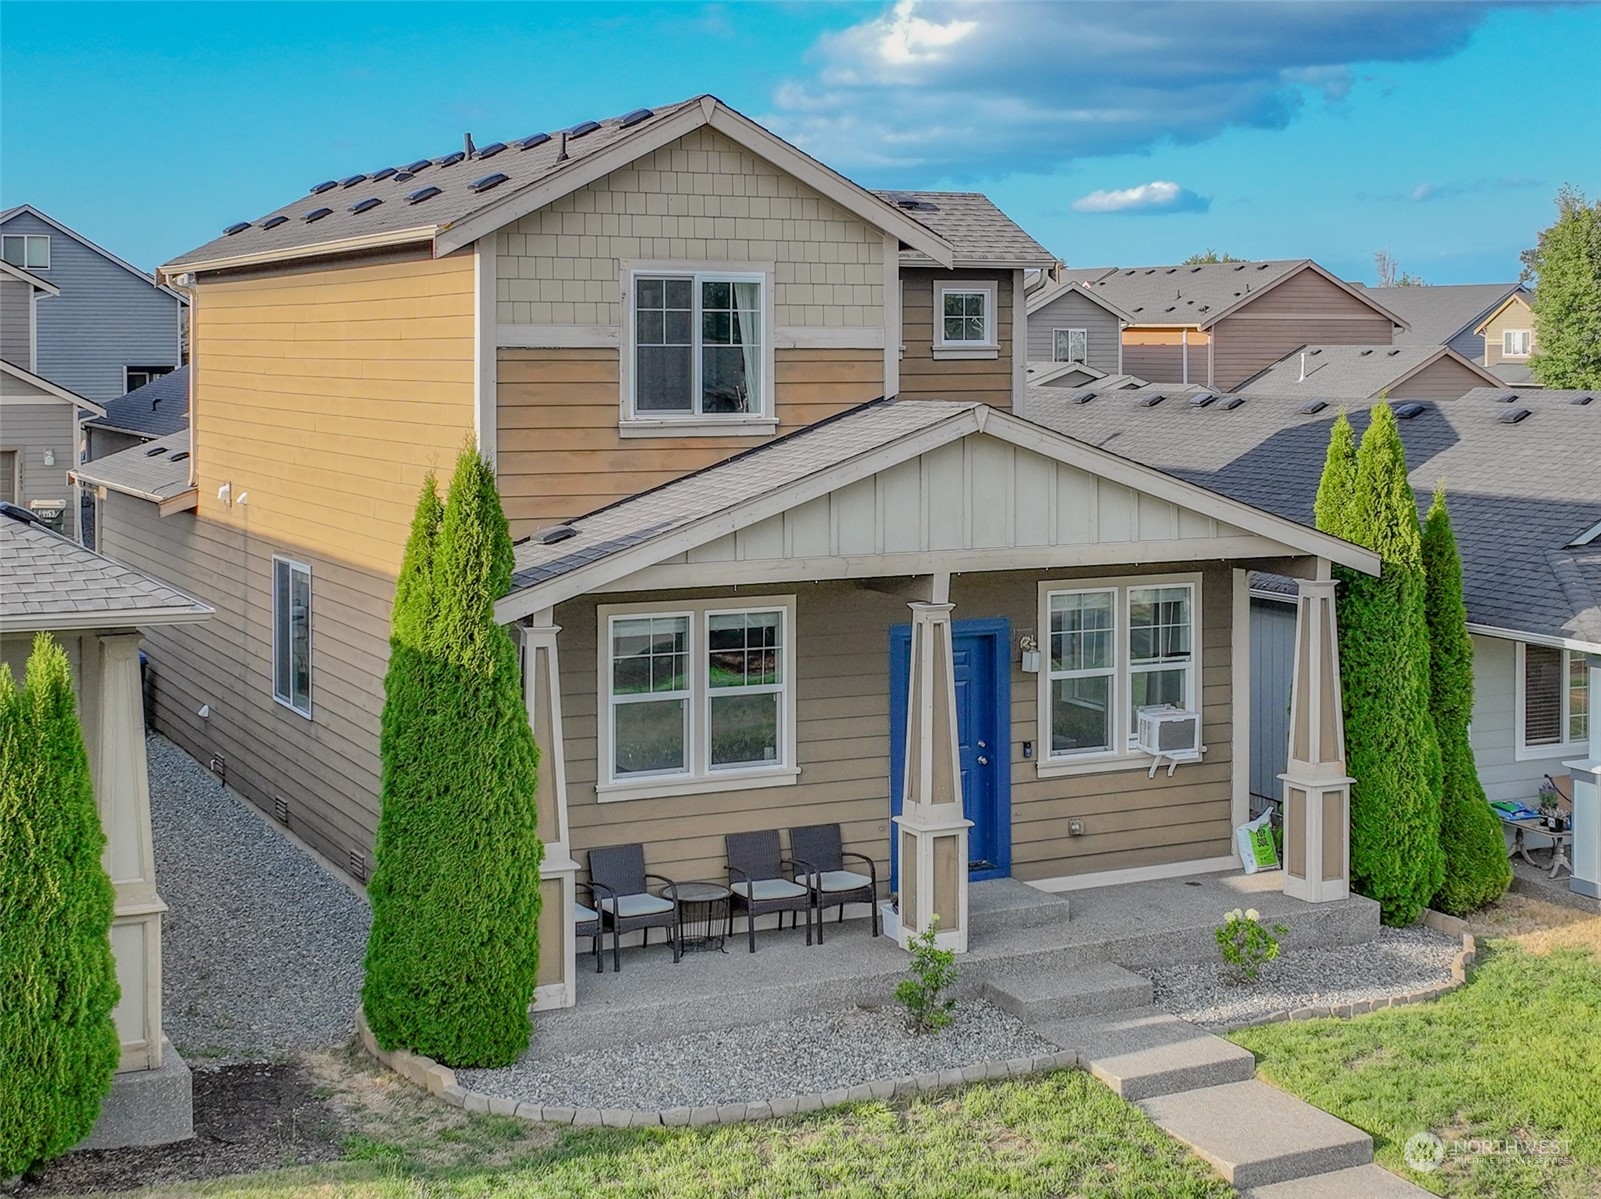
<box><xmin>86</xmin><ymin>366</ymin><xmax>190</xmax><ymax>439</ymax></box>
<box><xmin>1370</xmin><ymin>283</ymin><xmax>1524</xmax><ymax>348</ymax></box>
<box><xmin>73</xmin><ymin>432</ymin><xmax>193</xmax><ymax>502</ymax></box>
<box><xmin>1055</xmin><ymin>260</ymin><xmax>1312</xmax><ymax>326</ymax></box>
<box><xmin>0</xmin><ymin>507</ymin><xmax>210</xmax><ymax>629</ymax></box>
<box><xmin>876</xmin><ymin>191</ymin><xmax>1056</xmax><ymax>268</ymax></box>
<box><xmin>1237</xmin><ymin>344</ymin><xmax>1495</xmax><ymax>398</ymax></box>
<box><xmin>1026</xmin><ymin>384</ymin><xmax>1601</xmax><ymax>649</ymax></box>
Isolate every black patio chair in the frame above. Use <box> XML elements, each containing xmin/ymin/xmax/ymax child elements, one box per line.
<box><xmin>725</xmin><ymin>830</ymin><xmax>817</xmax><ymax>953</ymax></box>
<box><xmin>574</xmin><ymin>881</ymin><xmax>608</xmax><ymax>974</ymax></box>
<box><xmin>587</xmin><ymin>844</ymin><xmax>682</xmax><ymax>970</ymax></box>
<box><xmin>789</xmin><ymin>823</ymin><xmax>880</xmax><ymax>942</ymax></box>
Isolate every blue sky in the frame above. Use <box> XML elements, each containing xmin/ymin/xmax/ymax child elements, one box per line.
<box><xmin>4</xmin><ymin>1</ymin><xmax>1598</xmax><ymax>283</ymax></box>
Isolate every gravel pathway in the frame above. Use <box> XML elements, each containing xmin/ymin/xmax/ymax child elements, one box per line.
<box><xmin>459</xmin><ymin>1000</ymin><xmax>1053</xmax><ymax>1111</ymax></box>
<box><xmin>1149</xmin><ymin>924</ymin><xmax>1460</xmax><ymax>1029</ymax></box>
<box><xmin>148</xmin><ymin>735</ymin><xmax>370</xmax><ymax>1061</ymax></box>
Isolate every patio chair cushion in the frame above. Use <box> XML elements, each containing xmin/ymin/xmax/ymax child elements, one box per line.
<box><xmin>598</xmin><ymin>893</ymin><xmax>675</xmax><ymax>919</ymax></box>
<box><xmin>812</xmin><ymin>869</ymin><xmax>873</xmax><ymax>894</ymax></box>
<box><xmin>574</xmin><ymin>903</ymin><xmax>600</xmax><ymax>923</ymax></box>
<box><xmin>731</xmin><ymin>878</ymin><xmax>808</xmax><ymax>902</ymax></box>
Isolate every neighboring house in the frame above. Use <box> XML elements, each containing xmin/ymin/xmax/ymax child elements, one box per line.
<box><xmin>1237</xmin><ymin>344</ymin><xmax>1504</xmax><ymax>401</ymax></box>
<box><xmin>0</xmin><ymin>501</ymin><xmax>211</xmax><ymax>1149</ymax></box>
<box><xmin>1023</xmin><ymin>275</ymin><xmax>1132</xmax><ymax>376</ymax></box>
<box><xmin>1477</xmin><ymin>291</ymin><xmax>1541</xmax><ymax>387</ymax></box>
<box><xmin>1368</xmin><ymin>282</ymin><xmax>1528</xmax><ymax>362</ymax></box>
<box><xmin>84</xmin><ymin>365</ymin><xmax>190</xmax><ymax>461</ymax></box>
<box><xmin>91</xmin><ymin>96</ymin><xmax>1375</xmax><ymax>1005</ymax></box>
<box><xmin>1048</xmin><ymin>260</ymin><xmax>1408</xmax><ymax>390</ymax></box>
<box><xmin>1024</xmin><ymin>383</ymin><xmax>1599</xmax><ymax>816</ymax></box>
<box><xmin>0</xmin><ymin>205</ymin><xmax>186</xmax><ymax>404</ymax></box>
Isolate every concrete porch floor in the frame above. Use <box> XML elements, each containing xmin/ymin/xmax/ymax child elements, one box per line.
<box><xmin>530</xmin><ymin>871</ymin><xmax>1380</xmax><ymax>1058</ymax></box>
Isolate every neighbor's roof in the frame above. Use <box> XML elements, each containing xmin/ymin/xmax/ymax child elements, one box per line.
<box><xmin>1236</xmin><ymin>344</ymin><xmax>1502</xmax><ymax>398</ymax></box>
<box><xmin>1024</xmin><ymin>275</ymin><xmax>1135</xmax><ymax>322</ymax></box>
<box><xmin>0</xmin><ymin>504</ymin><xmax>211</xmax><ymax>632</ymax></box>
<box><xmin>72</xmin><ymin>431</ymin><xmax>192</xmax><ymax>504</ymax></box>
<box><xmin>1490</xmin><ymin>361</ymin><xmax>1539</xmax><ymax>387</ymax></box>
<box><xmin>0</xmin><ymin>258</ymin><xmax>60</xmax><ymax>296</ymax></box>
<box><xmin>165</xmin><ymin>96</ymin><xmax>954</xmax><ymax>274</ymax></box>
<box><xmin>1026</xmin><ymin>384</ymin><xmax>1601</xmax><ymax>650</ymax></box>
<box><xmin>1026</xmin><ymin>360</ymin><xmax>1109</xmax><ymax>387</ymax></box>
<box><xmin>1474</xmin><ymin>290</ymin><xmax>1533</xmax><ymax>334</ymax></box>
<box><xmin>85</xmin><ymin>366</ymin><xmax>189</xmax><ymax>439</ymax></box>
<box><xmin>873</xmin><ymin>191</ymin><xmax>1056</xmax><ymax>269</ymax></box>
<box><xmin>1368</xmin><ymin>283</ymin><xmax>1526</xmax><ymax>348</ymax></box>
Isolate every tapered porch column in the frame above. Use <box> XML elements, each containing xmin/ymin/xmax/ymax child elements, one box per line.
<box><xmin>894</xmin><ymin>598</ymin><xmax>973</xmax><ymax>952</ymax></box>
<box><xmin>1279</xmin><ymin>578</ymin><xmax>1353</xmax><ymax>902</ymax></box>
<box><xmin>521</xmin><ymin>620</ymin><xmax>580</xmax><ymax>1009</ymax></box>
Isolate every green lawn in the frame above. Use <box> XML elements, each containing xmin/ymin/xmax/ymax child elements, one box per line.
<box><xmin>70</xmin><ymin>1072</ymin><xmax>1234</xmax><ymax>1199</ymax></box>
<box><xmin>1231</xmin><ymin>940</ymin><xmax>1601</xmax><ymax>1199</ymax></box>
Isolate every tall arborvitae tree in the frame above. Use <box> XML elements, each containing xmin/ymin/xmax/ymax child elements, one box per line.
<box><xmin>362</xmin><ymin>451</ymin><xmax>544</xmax><ymax>1067</ymax></box>
<box><xmin>1423</xmin><ymin>489</ymin><xmax>1512</xmax><ymax>914</ymax></box>
<box><xmin>1523</xmin><ymin>186</ymin><xmax>1601</xmax><ymax>389</ymax></box>
<box><xmin>0</xmin><ymin>635</ymin><xmax>121</xmax><ymax>1176</ymax></box>
<box><xmin>1313</xmin><ymin>410</ymin><xmax>1358</xmax><ymax>538</ymax></box>
<box><xmin>1317</xmin><ymin>405</ymin><xmax>1444</xmax><ymax>926</ymax></box>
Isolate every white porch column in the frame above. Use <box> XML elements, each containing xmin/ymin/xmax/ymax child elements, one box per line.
<box><xmin>89</xmin><ymin>633</ymin><xmax>166</xmax><ymax>1072</ymax></box>
<box><xmin>1566</xmin><ymin>655</ymin><xmax>1601</xmax><ymax>900</ymax></box>
<box><xmin>521</xmin><ymin>620</ymin><xmax>580</xmax><ymax>1009</ymax></box>
<box><xmin>893</xmin><ymin>598</ymin><xmax>972</xmax><ymax>952</ymax></box>
<box><xmin>1279</xmin><ymin>578</ymin><xmax>1353</xmax><ymax>903</ymax></box>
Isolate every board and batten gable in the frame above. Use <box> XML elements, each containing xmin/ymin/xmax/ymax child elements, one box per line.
<box><xmin>1208</xmin><ymin>268</ymin><xmax>1396</xmax><ymax>390</ymax></box>
<box><xmin>1026</xmin><ymin>287</ymin><xmax>1122</xmax><ymax>374</ymax></box>
<box><xmin>2</xmin><ymin>209</ymin><xmax>183</xmax><ymax>404</ymax></box>
<box><xmin>897</xmin><ymin>268</ymin><xmax>1017</xmax><ymax>408</ymax></box>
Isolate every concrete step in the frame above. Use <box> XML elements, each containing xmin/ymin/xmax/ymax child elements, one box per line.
<box><xmin>1241</xmin><ymin>1163</ymin><xmax>1436</xmax><ymax>1199</ymax></box>
<box><xmin>1138</xmin><ymin>1080</ymin><xmax>1373</xmax><ymax>1190</ymax></box>
<box><xmin>968</xmin><ymin>878</ymin><xmax>1072</xmax><ymax>932</ymax></box>
<box><xmin>1034</xmin><ymin>1011</ymin><xmax>1256</xmax><ymax>1100</ymax></box>
<box><xmin>983</xmin><ymin>963</ymin><xmax>1152</xmax><ymax>1021</ymax></box>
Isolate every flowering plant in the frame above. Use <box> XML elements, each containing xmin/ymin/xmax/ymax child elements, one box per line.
<box><xmin>1215</xmin><ymin>907</ymin><xmax>1289</xmax><ymax>985</ymax></box>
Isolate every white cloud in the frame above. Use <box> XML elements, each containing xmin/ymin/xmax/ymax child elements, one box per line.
<box><xmin>1072</xmin><ymin>181</ymin><xmax>1209</xmax><ymax>215</ymax></box>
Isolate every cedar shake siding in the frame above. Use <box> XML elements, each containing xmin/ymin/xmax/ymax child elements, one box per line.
<box><xmin>1208</xmin><ymin>269</ymin><xmax>1395</xmax><ymax>390</ymax></box>
<box><xmin>1026</xmin><ymin>288</ymin><xmax>1121</xmax><ymax>374</ymax></box>
<box><xmin>556</xmin><ymin>563</ymin><xmax>1234</xmax><ymax>887</ymax></box>
<box><xmin>897</xmin><ymin>268</ymin><xmax>1016</xmax><ymax>407</ymax></box>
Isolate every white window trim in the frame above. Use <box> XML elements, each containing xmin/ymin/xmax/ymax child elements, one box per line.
<box><xmin>618</xmin><ymin>261</ymin><xmax>776</xmax><ymax>433</ymax></box>
<box><xmin>1514</xmin><ymin>640</ymin><xmax>1589</xmax><ymax>759</ymax></box>
<box><xmin>1053</xmin><ymin>327</ymin><xmax>1089</xmax><ymax>365</ymax></box>
<box><xmin>597</xmin><ymin>595</ymin><xmax>798</xmax><ymax>801</ymax></box>
<box><xmin>934</xmin><ymin>280</ymin><xmax>999</xmax><ymax>358</ymax></box>
<box><xmin>2</xmin><ymin>233</ymin><xmax>50</xmax><ymax>270</ymax></box>
<box><xmin>271</xmin><ymin>555</ymin><xmax>313</xmax><ymax>719</ymax></box>
<box><xmin>1503</xmin><ymin>329</ymin><xmax>1532</xmax><ymax>359</ymax></box>
<box><xmin>1035</xmin><ymin>572</ymin><xmax>1203</xmax><ymax>778</ymax></box>
<box><xmin>123</xmin><ymin>365</ymin><xmax>175</xmax><ymax>393</ymax></box>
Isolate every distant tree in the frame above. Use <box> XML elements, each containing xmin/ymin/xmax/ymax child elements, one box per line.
<box><xmin>1183</xmin><ymin>249</ymin><xmax>1247</xmax><ymax>264</ymax></box>
<box><xmin>0</xmin><ymin>635</ymin><xmax>121</xmax><ymax>1176</ymax></box>
<box><xmin>1374</xmin><ymin>250</ymin><xmax>1427</xmax><ymax>287</ymax></box>
<box><xmin>1521</xmin><ymin>185</ymin><xmax>1601</xmax><ymax>388</ymax></box>
<box><xmin>1422</xmin><ymin>488</ymin><xmax>1511</xmax><ymax>915</ymax></box>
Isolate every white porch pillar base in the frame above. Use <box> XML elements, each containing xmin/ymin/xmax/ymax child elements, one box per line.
<box><xmin>1279</xmin><ymin>579</ymin><xmax>1353</xmax><ymax>904</ymax></box>
<box><xmin>896</xmin><ymin>599</ymin><xmax>973</xmax><ymax>953</ymax></box>
<box><xmin>1564</xmin><ymin>657</ymin><xmax>1601</xmax><ymax>899</ymax></box>
<box><xmin>522</xmin><ymin>621</ymin><xmax>578</xmax><ymax>1008</ymax></box>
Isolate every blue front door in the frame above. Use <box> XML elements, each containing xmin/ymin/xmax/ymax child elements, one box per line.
<box><xmin>890</xmin><ymin>618</ymin><xmax>1011</xmax><ymax>884</ymax></box>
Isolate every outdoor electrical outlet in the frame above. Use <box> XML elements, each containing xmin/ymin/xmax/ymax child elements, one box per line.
<box><xmin>1068</xmin><ymin>819</ymin><xmax>1085</xmax><ymax>836</ymax></box>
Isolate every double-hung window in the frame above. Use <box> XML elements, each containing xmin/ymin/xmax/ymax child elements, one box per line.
<box><xmin>1520</xmin><ymin>644</ymin><xmax>1590</xmax><ymax>752</ymax></box>
<box><xmin>1054</xmin><ymin>328</ymin><xmax>1088</xmax><ymax>364</ymax></box>
<box><xmin>2</xmin><ymin>234</ymin><xmax>49</xmax><ymax>270</ymax></box>
<box><xmin>631</xmin><ymin>271</ymin><xmax>765</xmax><ymax>419</ymax></box>
<box><xmin>1503</xmin><ymin>329</ymin><xmax>1532</xmax><ymax>358</ymax></box>
<box><xmin>272</xmin><ymin>557</ymin><xmax>312</xmax><ymax>717</ymax></box>
<box><xmin>1040</xmin><ymin>576</ymin><xmax>1199</xmax><ymax>768</ymax></box>
<box><xmin>602</xmin><ymin>597</ymin><xmax>796</xmax><ymax>797</ymax></box>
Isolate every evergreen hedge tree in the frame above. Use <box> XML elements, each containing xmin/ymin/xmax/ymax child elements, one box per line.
<box><xmin>0</xmin><ymin>635</ymin><xmax>121</xmax><ymax>1176</ymax></box>
<box><xmin>1423</xmin><ymin>488</ymin><xmax>1512</xmax><ymax>914</ymax></box>
<box><xmin>1523</xmin><ymin>186</ymin><xmax>1601</xmax><ymax>389</ymax></box>
<box><xmin>1316</xmin><ymin>405</ymin><xmax>1443</xmax><ymax>926</ymax></box>
<box><xmin>362</xmin><ymin>450</ymin><xmax>544</xmax><ymax>1067</ymax></box>
<box><xmin>1313</xmin><ymin>410</ymin><xmax>1357</xmax><ymax>538</ymax></box>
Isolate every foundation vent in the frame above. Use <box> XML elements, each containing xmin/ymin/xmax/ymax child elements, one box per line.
<box><xmin>273</xmin><ymin>796</ymin><xmax>290</xmax><ymax>825</ymax></box>
<box><xmin>348</xmin><ymin>849</ymin><xmax>369</xmax><ymax>883</ymax></box>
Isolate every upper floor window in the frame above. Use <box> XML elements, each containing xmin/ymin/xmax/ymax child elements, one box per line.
<box><xmin>272</xmin><ymin>556</ymin><xmax>312</xmax><ymax>718</ymax></box>
<box><xmin>937</xmin><ymin>283</ymin><xmax>996</xmax><ymax>347</ymax></box>
<box><xmin>1521</xmin><ymin>644</ymin><xmax>1589</xmax><ymax>750</ymax></box>
<box><xmin>2</xmin><ymin>234</ymin><xmax>50</xmax><ymax>270</ymax></box>
<box><xmin>1503</xmin><ymin>329</ymin><xmax>1532</xmax><ymax>358</ymax></box>
<box><xmin>125</xmin><ymin>365</ymin><xmax>176</xmax><ymax>393</ymax></box>
<box><xmin>1054</xmin><ymin>328</ymin><xmax>1088</xmax><ymax>364</ymax></box>
<box><xmin>631</xmin><ymin>272</ymin><xmax>764</xmax><ymax>419</ymax></box>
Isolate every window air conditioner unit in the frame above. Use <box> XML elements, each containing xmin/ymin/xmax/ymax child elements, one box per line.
<box><xmin>1137</xmin><ymin>705</ymin><xmax>1203</xmax><ymax>777</ymax></box>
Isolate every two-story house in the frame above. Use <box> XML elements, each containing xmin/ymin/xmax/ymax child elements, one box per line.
<box><xmin>1</xmin><ymin>205</ymin><xmax>186</xmax><ymax>403</ymax></box>
<box><xmin>1476</xmin><ymin>291</ymin><xmax>1541</xmax><ymax>387</ymax></box>
<box><xmin>1368</xmin><ymin>282</ymin><xmax>1529</xmax><ymax>365</ymax></box>
<box><xmin>85</xmin><ymin>97</ymin><xmax>1375</xmax><ymax>1006</ymax></box>
<box><xmin>1022</xmin><ymin>274</ymin><xmax>1132</xmax><ymax>386</ymax></box>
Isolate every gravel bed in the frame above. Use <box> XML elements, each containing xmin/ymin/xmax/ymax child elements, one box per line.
<box><xmin>458</xmin><ymin>1000</ymin><xmax>1053</xmax><ymax>1110</ymax></box>
<box><xmin>1150</xmin><ymin>924</ymin><xmax>1460</xmax><ymax>1029</ymax></box>
<box><xmin>149</xmin><ymin>735</ymin><xmax>370</xmax><ymax>1061</ymax></box>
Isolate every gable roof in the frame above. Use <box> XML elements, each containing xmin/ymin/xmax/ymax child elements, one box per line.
<box><xmin>872</xmin><ymin>191</ymin><xmax>1056</xmax><ymax>269</ymax></box>
<box><xmin>71</xmin><ymin>430</ymin><xmax>193</xmax><ymax>505</ymax></box>
<box><xmin>85</xmin><ymin>365</ymin><xmax>190</xmax><ymax>439</ymax></box>
<box><xmin>165</xmin><ymin>96</ymin><xmax>955</xmax><ymax>275</ymax></box>
<box><xmin>1026</xmin><ymin>360</ymin><xmax>1109</xmax><ymax>387</ymax></box>
<box><xmin>1026</xmin><ymin>384</ymin><xmax>1601</xmax><ymax>651</ymax></box>
<box><xmin>1055</xmin><ymin>259</ymin><xmax>1408</xmax><ymax>331</ymax></box>
<box><xmin>1024</xmin><ymin>275</ymin><xmax>1135</xmax><ymax>322</ymax></box>
<box><xmin>0</xmin><ymin>258</ymin><xmax>60</xmax><ymax>296</ymax></box>
<box><xmin>1237</xmin><ymin>344</ymin><xmax>1503</xmax><ymax>398</ymax></box>
<box><xmin>1474</xmin><ymin>290</ymin><xmax>1534</xmax><ymax>334</ymax></box>
<box><xmin>0</xmin><ymin>503</ymin><xmax>211</xmax><ymax>632</ymax></box>
<box><xmin>1368</xmin><ymin>283</ymin><xmax>1526</xmax><ymax>348</ymax></box>
<box><xmin>0</xmin><ymin>204</ymin><xmax>186</xmax><ymax>302</ymax></box>
<box><xmin>497</xmin><ymin>398</ymin><xmax>1376</xmax><ymax>621</ymax></box>
<box><xmin>0</xmin><ymin>358</ymin><xmax>107</xmax><ymax>416</ymax></box>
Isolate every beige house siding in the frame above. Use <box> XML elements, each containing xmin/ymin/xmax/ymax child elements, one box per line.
<box><xmin>1482</xmin><ymin>296</ymin><xmax>1535</xmax><ymax>367</ymax></box>
<box><xmin>1388</xmin><ymin>356</ymin><xmax>1494</xmax><ymax>400</ymax></box>
<box><xmin>898</xmin><ymin>268</ymin><xmax>1016</xmax><ymax>407</ymax></box>
<box><xmin>555</xmin><ymin>562</ymin><xmax>1234</xmax><ymax>888</ymax></box>
<box><xmin>495</xmin><ymin>126</ymin><xmax>885</xmax><ymax>330</ymax></box>
<box><xmin>0</xmin><ymin>394</ymin><xmax>74</xmax><ymax>507</ymax></box>
<box><xmin>1208</xmin><ymin>270</ymin><xmax>1396</xmax><ymax>389</ymax></box>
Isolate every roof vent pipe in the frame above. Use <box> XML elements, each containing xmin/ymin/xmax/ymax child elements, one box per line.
<box><xmin>1298</xmin><ymin>352</ymin><xmax>1307</xmax><ymax>382</ymax></box>
<box><xmin>556</xmin><ymin>130</ymin><xmax>569</xmax><ymax>162</ymax></box>
<box><xmin>464</xmin><ymin>131</ymin><xmax>476</xmax><ymax>157</ymax></box>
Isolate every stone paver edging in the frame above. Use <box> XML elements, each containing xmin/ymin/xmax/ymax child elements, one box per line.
<box><xmin>357</xmin><ymin>1008</ymin><xmax>1078</xmax><ymax>1127</ymax></box>
<box><xmin>1220</xmin><ymin>910</ymin><xmax>1476</xmax><ymax>1033</ymax></box>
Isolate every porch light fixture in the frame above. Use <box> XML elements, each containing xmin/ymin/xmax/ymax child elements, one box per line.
<box><xmin>1019</xmin><ymin>635</ymin><xmax>1041</xmax><ymax>674</ymax></box>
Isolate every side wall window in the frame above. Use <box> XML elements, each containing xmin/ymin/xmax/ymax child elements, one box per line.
<box><xmin>1521</xmin><ymin>644</ymin><xmax>1590</xmax><ymax>748</ymax></box>
<box><xmin>272</xmin><ymin>557</ymin><xmax>312</xmax><ymax>717</ymax></box>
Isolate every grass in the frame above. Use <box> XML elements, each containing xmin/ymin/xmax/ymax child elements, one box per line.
<box><xmin>62</xmin><ymin>1069</ymin><xmax>1233</xmax><ymax>1199</ymax></box>
<box><xmin>1230</xmin><ymin>901</ymin><xmax>1601</xmax><ymax>1199</ymax></box>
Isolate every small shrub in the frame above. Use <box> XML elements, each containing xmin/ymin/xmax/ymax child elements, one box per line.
<box><xmin>895</xmin><ymin>918</ymin><xmax>959</xmax><ymax>1033</ymax></box>
<box><xmin>1215</xmin><ymin>908</ymin><xmax>1288</xmax><ymax>985</ymax></box>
